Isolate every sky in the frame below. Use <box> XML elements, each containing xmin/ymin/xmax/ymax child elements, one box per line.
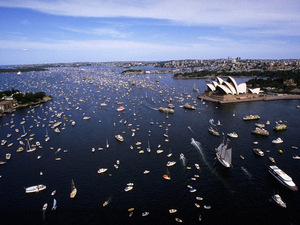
<box><xmin>0</xmin><ymin>0</ymin><xmax>299</xmax><ymax>65</ymax></box>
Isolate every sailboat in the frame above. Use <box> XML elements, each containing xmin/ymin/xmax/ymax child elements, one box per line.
<box><xmin>52</xmin><ymin>199</ymin><xmax>57</xmax><ymax>210</ymax></box>
<box><xmin>70</xmin><ymin>179</ymin><xmax>77</xmax><ymax>198</ymax></box>
<box><xmin>215</xmin><ymin>138</ymin><xmax>232</xmax><ymax>168</ymax></box>
<box><xmin>21</xmin><ymin>125</ymin><xmax>27</xmax><ymax>138</ymax></box>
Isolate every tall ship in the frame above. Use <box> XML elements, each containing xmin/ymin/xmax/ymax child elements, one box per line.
<box><xmin>215</xmin><ymin>138</ymin><xmax>232</xmax><ymax>168</ymax></box>
<box><xmin>269</xmin><ymin>165</ymin><xmax>298</xmax><ymax>191</ymax></box>
<box><xmin>251</xmin><ymin>127</ymin><xmax>269</xmax><ymax>136</ymax></box>
<box><xmin>243</xmin><ymin>114</ymin><xmax>260</xmax><ymax>121</ymax></box>
<box><xmin>273</xmin><ymin>123</ymin><xmax>287</xmax><ymax>131</ymax></box>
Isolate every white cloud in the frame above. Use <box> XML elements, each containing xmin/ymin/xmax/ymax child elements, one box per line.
<box><xmin>1</xmin><ymin>0</ymin><xmax>299</xmax><ymax>33</ymax></box>
<box><xmin>60</xmin><ymin>27</ymin><xmax>128</xmax><ymax>38</ymax></box>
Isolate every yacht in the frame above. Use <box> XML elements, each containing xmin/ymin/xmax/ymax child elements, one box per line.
<box><xmin>25</xmin><ymin>184</ymin><xmax>46</xmax><ymax>193</ymax></box>
<box><xmin>272</xmin><ymin>194</ymin><xmax>286</xmax><ymax>208</ymax></box>
<box><xmin>272</xmin><ymin>137</ymin><xmax>283</xmax><ymax>144</ymax></box>
<box><xmin>253</xmin><ymin>148</ymin><xmax>264</xmax><ymax>156</ymax></box>
<box><xmin>227</xmin><ymin>132</ymin><xmax>238</xmax><ymax>138</ymax></box>
<box><xmin>269</xmin><ymin>165</ymin><xmax>298</xmax><ymax>191</ymax></box>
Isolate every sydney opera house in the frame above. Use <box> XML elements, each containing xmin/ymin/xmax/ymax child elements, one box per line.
<box><xmin>201</xmin><ymin>76</ymin><xmax>261</xmax><ymax>102</ymax></box>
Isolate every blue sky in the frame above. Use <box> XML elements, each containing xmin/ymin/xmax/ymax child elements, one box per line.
<box><xmin>0</xmin><ymin>0</ymin><xmax>299</xmax><ymax>65</ymax></box>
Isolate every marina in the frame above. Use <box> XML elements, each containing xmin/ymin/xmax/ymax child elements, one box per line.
<box><xmin>0</xmin><ymin>65</ymin><xmax>299</xmax><ymax>225</ymax></box>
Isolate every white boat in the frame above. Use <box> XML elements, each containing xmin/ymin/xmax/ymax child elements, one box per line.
<box><xmin>215</xmin><ymin>138</ymin><xmax>232</xmax><ymax>168</ymax></box>
<box><xmin>253</xmin><ymin>148</ymin><xmax>264</xmax><ymax>156</ymax></box>
<box><xmin>124</xmin><ymin>186</ymin><xmax>133</xmax><ymax>192</ymax></box>
<box><xmin>142</xmin><ymin>212</ymin><xmax>149</xmax><ymax>217</ymax></box>
<box><xmin>26</xmin><ymin>140</ymin><xmax>36</xmax><ymax>153</ymax></box>
<box><xmin>146</xmin><ymin>140</ymin><xmax>151</xmax><ymax>153</ymax></box>
<box><xmin>157</xmin><ymin>150</ymin><xmax>164</xmax><ymax>154</ymax></box>
<box><xmin>175</xmin><ymin>218</ymin><xmax>183</xmax><ymax>223</ymax></box>
<box><xmin>272</xmin><ymin>194</ymin><xmax>286</xmax><ymax>208</ymax></box>
<box><xmin>42</xmin><ymin>203</ymin><xmax>48</xmax><ymax>211</ymax></box>
<box><xmin>166</xmin><ymin>161</ymin><xmax>176</xmax><ymax>167</ymax></box>
<box><xmin>25</xmin><ymin>184</ymin><xmax>47</xmax><ymax>193</ymax></box>
<box><xmin>83</xmin><ymin>116</ymin><xmax>91</xmax><ymax>120</ymax></box>
<box><xmin>179</xmin><ymin>153</ymin><xmax>185</xmax><ymax>160</ymax></box>
<box><xmin>115</xmin><ymin>135</ymin><xmax>124</xmax><ymax>142</ymax></box>
<box><xmin>6</xmin><ymin>153</ymin><xmax>11</xmax><ymax>160</ymax></box>
<box><xmin>70</xmin><ymin>179</ymin><xmax>77</xmax><ymax>198</ymax></box>
<box><xmin>195</xmin><ymin>163</ymin><xmax>200</xmax><ymax>169</ymax></box>
<box><xmin>227</xmin><ymin>132</ymin><xmax>238</xmax><ymax>138</ymax></box>
<box><xmin>272</xmin><ymin>137</ymin><xmax>283</xmax><ymax>144</ymax></box>
<box><xmin>269</xmin><ymin>157</ymin><xmax>275</xmax><ymax>163</ymax></box>
<box><xmin>117</xmin><ymin>106</ymin><xmax>125</xmax><ymax>112</ymax></box>
<box><xmin>169</xmin><ymin>209</ymin><xmax>177</xmax><ymax>213</ymax></box>
<box><xmin>269</xmin><ymin>165</ymin><xmax>298</xmax><ymax>191</ymax></box>
<box><xmin>293</xmin><ymin>156</ymin><xmax>300</xmax><ymax>160</ymax></box>
<box><xmin>51</xmin><ymin>190</ymin><xmax>56</xmax><ymax>196</ymax></box>
<box><xmin>98</xmin><ymin>168</ymin><xmax>108</xmax><ymax>174</ymax></box>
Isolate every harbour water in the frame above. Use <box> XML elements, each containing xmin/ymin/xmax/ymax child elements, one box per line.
<box><xmin>0</xmin><ymin>66</ymin><xmax>299</xmax><ymax>225</ymax></box>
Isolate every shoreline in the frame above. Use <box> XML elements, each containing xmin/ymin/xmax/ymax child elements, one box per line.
<box><xmin>197</xmin><ymin>93</ymin><xmax>300</xmax><ymax>104</ymax></box>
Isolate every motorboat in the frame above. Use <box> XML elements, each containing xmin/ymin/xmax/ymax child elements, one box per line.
<box><xmin>227</xmin><ymin>132</ymin><xmax>238</xmax><ymax>138</ymax></box>
<box><xmin>115</xmin><ymin>135</ymin><xmax>124</xmax><ymax>142</ymax></box>
<box><xmin>167</xmin><ymin>161</ymin><xmax>176</xmax><ymax>167</ymax></box>
<box><xmin>25</xmin><ymin>184</ymin><xmax>46</xmax><ymax>193</ymax></box>
<box><xmin>243</xmin><ymin>115</ymin><xmax>260</xmax><ymax>121</ymax></box>
<box><xmin>169</xmin><ymin>209</ymin><xmax>177</xmax><ymax>213</ymax></box>
<box><xmin>42</xmin><ymin>203</ymin><xmax>48</xmax><ymax>211</ymax></box>
<box><xmin>251</xmin><ymin>127</ymin><xmax>269</xmax><ymax>136</ymax></box>
<box><xmin>70</xmin><ymin>179</ymin><xmax>77</xmax><ymax>198</ymax></box>
<box><xmin>124</xmin><ymin>186</ymin><xmax>133</xmax><ymax>192</ymax></box>
<box><xmin>253</xmin><ymin>148</ymin><xmax>264</xmax><ymax>156</ymax></box>
<box><xmin>269</xmin><ymin>157</ymin><xmax>275</xmax><ymax>163</ymax></box>
<box><xmin>272</xmin><ymin>137</ymin><xmax>283</xmax><ymax>144</ymax></box>
<box><xmin>6</xmin><ymin>153</ymin><xmax>11</xmax><ymax>160</ymax></box>
<box><xmin>272</xmin><ymin>194</ymin><xmax>286</xmax><ymax>208</ymax></box>
<box><xmin>208</xmin><ymin>126</ymin><xmax>220</xmax><ymax>136</ymax></box>
<box><xmin>98</xmin><ymin>168</ymin><xmax>108</xmax><ymax>174</ymax></box>
<box><xmin>269</xmin><ymin>165</ymin><xmax>298</xmax><ymax>191</ymax></box>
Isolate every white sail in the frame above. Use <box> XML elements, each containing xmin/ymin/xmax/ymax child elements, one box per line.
<box><xmin>216</xmin><ymin>138</ymin><xmax>232</xmax><ymax>168</ymax></box>
<box><xmin>224</xmin><ymin>148</ymin><xmax>232</xmax><ymax>166</ymax></box>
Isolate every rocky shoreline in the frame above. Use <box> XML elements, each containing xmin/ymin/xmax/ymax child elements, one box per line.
<box><xmin>15</xmin><ymin>95</ymin><xmax>53</xmax><ymax>109</ymax></box>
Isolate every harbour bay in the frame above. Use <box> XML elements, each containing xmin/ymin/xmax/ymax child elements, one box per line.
<box><xmin>0</xmin><ymin>65</ymin><xmax>299</xmax><ymax>225</ymax></box>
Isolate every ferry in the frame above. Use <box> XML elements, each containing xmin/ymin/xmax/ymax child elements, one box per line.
<box><xmin>273</xmin><ymin>123</ymin><xmax>287</xmax><ymax>131</ymax></box>
<box><xmin>243</xmin><ymin>114</ymin><xmax>260</xmax><ymax>121</ymax></box>
<box><xmin>269</xmin><ymin>165</ymin><xmax>298</xmax><ymax>191</ymax></box>
<box><xmin>251</xmin><ymin>127</ymin><xmax>269</xmax><ymax>136</ymax></box>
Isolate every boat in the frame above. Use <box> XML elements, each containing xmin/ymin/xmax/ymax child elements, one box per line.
<box><xmin>1</xmin><ymin>140</ymin><xmax>7</xmax><ymax>146</ymax></box>
<box><xmin>272</xmin><ymin>137</ymin><xmax>283</xmax><ymax>144</ymax></box>
<box><xmin>240</xmin><ymin>155</ymin><xmax>245</xmax><ymax>160</ymax></box>
<box><xmin>175</xmin><ymin>218</ymin><xmax>183</xmax><ymax>223</ymax></box>
<box><xmin>163</xmin><ymin>168</ymin><xmax>171</xmax><ymax>180</ymax></box>
<box><xmin>124</xmin><ymin>186</ymin><xmax>133</xmax><ymax>192</ymax></box>
<box><xmin>83</xmin><ymin>116</ymin><xmax>91</xmax><ymax>120</ymax></box>
<box><xmin>227</xmin><ymin>132</ymin><xmax>238</xmax><ymax>138</ymax></box>
<box><xmin>189</xmin><ymin>188</ymin><xmax>197</xmax><ymax>193</ymax></box>
<box><xmin>255</xmin><ymin>123</ymin><xmax>265</xmax><ymax>128</ymax></box>
<box><xmin>98</xmin><ymin>168</ymin><xmax>108</xmax><ymax>174</ymax></box>
<box><xmin>117</xmin><ymin>106</ymin><xmax>125</xmax><ymax>112</ymax></box>
<box><xmin>51</xmin><ymin>190</ymin><xmax>56</xmax><ymax>196</ymax></box>
<box><xmin>180</xmin><ymin>153</ymin><xmax>185</xmax><ymax>160</ymax></box>
<box><xmin>243</xmin><ymin>115</ymin><xmax>260</xmax><ymax>121</ymax></box>
<box><xmin>253</xmin><ymin>148</ymin><xmax>264</xmax><ymax>156</ymax></box>
<box><xmin>166</xmin><ymin>161</ymin><xmax>176</xmax><ymax>167</ymax></box>
<box><xmin>251</xmin><ymin>127</ymin><xmax>269</xmax><ymax>136</ymax></box>
<box><xmin>195</xmin><ymin>163</ymin><xmax>200</xmax><ymax>169</ymax></box>
<box><xmin>25</xmin><ymin>184</ymin><xmax>46</xmax><ymax>193</ymax></box>
<box><xmin>269</xmin><ymin>165</ymin><xmax>298</xmax><ymax>191</ymax></box>
<box><xmin>70</xmin><ymin>179</ymin><xmax>77</xmax><ymax>198</ymax></box>
<box><xmin>115</xmin><ymin>134</ymin><xmax>124</xmax><ymax>142</ymax></box>
<box><xmin>208</xmin><ymin>126</ymin><xmax>220</xmax><ymax>136</ymax></box>
<box><xmin>42</xmin><ymin>203</ymin><xmax>48</xmax><ymax>211</ymax></box>
<box><xmin>272</xmin><ymin>194</ymin><xmax>286</xmax><ymax>208</ymax></box>
<box><xmin>169</xmin><ymin>209</ymin><xmax>177</xmax><ymax>213</ymax></box>
<box><xmin>159</xmin><ymin>107</ymin><xmax>174</xmax><ymax>114</ymax></box>
<box><xmin>142</xmin><ymin>212</ymin><xmax>149</xmax><ymax>217</ymax></box>
<box><xmin>204</xmin><ymin>205</ymin><xmax>212</xmax><ymax>209</ymax></box>
<box><xmin>183</xmin><ymin>103</ymin><xmax>196</xmax><ymax>110</ymax></box>
<box><xmin>269</xmin><ymin>157</ymin><xmax>275</xmax><ymax>163</ymax></box>
<box><xmin>215</xmin><ymin>138</ymin><xmax>232</xmax><ymax>168</ymax></box>
<box><xmin>273</xmin><ymin>123</ymin><xmax>287</xmax><ymax>131</ymax></box>
<box><xmin>143</xmin><ymin>170</ymin><xmax>150</xmax><ymax>174</ymax></box>
<box><xmin>146</xmin><ymin>140</ymin><xmax>151</xmax><ymax>153</ymax></box>
<box><xmin>6</xmin><ymin>153</ymin><xmax>11</xmax><ymax>160</ymax></box>
<box><xmin>103</xmin><ymin>201</ymin><xmax>108</xmax><ymax>207</ymax></box>
<box><xmin>293</xmin><ymin>156</ymin><xmax>300</xmax><ymax>160</ymax></box>
<box><xmin>51</xmin><ymin>199</ymin><xmax>57</xmax><ymax>210</ymax></box>
<box><xmin>157</xmin><ymin>150</ymin><xmax>164</xmax><ymax>154</ymax></box>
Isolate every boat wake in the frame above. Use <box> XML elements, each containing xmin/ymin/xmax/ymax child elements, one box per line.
<box><xmin>241</xmin><ymin>166</ymin><xmax>253</xmax><ymax>180</ymax></box>
<box><xmin>187</xmin><ymin>126</ymin><xmax>194</xmax><ymax>133</ymax></box>
<box><xmin>144</xmin><ymin>104</ymin><xmax>159</xmax><ymax>111</ymax></box>
<box><xmin>191</xmin><ymin>138</ymin><xmax>232</xmax><ymax>190</ymax></box>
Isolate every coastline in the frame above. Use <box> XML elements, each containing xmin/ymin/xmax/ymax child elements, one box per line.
<box><xmin>197</xmin><ymin>93</ymin><xmax>300</xmax><ymax>104</ymax></box>
<box><xmin>15</xmin><ymin>95</ymin><xmax>53</xmax><ymax>109</ymax></box>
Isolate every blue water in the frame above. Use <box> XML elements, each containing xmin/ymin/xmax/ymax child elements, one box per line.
<box><xmin>0</xmin><ymin>66</ymin><xmax>299</xmax><ymax>225</ymax></box>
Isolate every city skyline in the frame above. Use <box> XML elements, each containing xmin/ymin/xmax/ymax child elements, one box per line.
<box><xmin>0</xmin><ymin>0</ymin><xmax>300</xmax><ymax>65</ymax></box>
